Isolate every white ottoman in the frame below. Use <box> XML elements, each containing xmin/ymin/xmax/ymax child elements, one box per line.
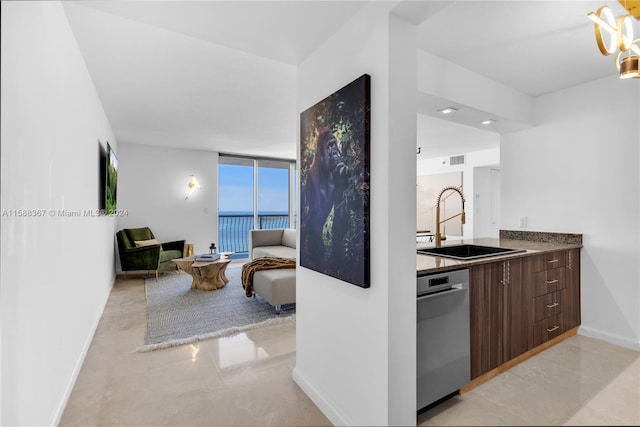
<box><xmin>252</xmin><ymin>268</ymin><xmax>296</xmax><ymax>314</ymax></box>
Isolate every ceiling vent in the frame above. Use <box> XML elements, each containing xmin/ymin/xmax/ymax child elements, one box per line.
<box><xmin>449</xmin><ymin>154</ymin><xmax>465</xmax><ymax>165</ymax></box>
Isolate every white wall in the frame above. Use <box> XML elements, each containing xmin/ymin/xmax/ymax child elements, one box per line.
<box><xmin>294</xmin><ymin>4</ymin><xmax>417</xmax><ymax>426</ymax></box>
<box><xmin>116</xmin><ymin>143</ymin><xmax>219</xmax><ymax>264</ymax></box>
<box><xmin>501</xmin><ymin>76</ymin><xmax>640</xmax><ymax>350</ymax></box>
<box><xmin>473</xmin><ymin>166</ymin><xmax>501</xmax><ymax>239</ymax></box>
<box><xmin>1</xmin><ymin>2</ymin><xmax>117</xmax><ymax>425</ymax></box>
<box><xmin>417</xmin><ymin>147</ymin><xmax>499</xmax><ymax>239</ymax></box>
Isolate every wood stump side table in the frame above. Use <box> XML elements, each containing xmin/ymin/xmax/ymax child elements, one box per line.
<box><xmin>173</xmin><ymin>256</ymin><xmax>231</xmax><ymax>291</ymax></box>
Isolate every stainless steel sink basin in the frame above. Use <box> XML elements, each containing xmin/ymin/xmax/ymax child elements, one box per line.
<box><xmin>417</xmin><ymin>244</ymin><xmax>525</xmax><ymax>260</ymax></box>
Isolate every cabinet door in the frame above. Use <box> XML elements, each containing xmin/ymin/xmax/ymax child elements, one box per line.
<box><xmin>503</xmin><ymin>258</ymin><xmax>528</xmax><ymax>361</ymax></box>
<box><xmin>469</xmin><ymin>262</ymin><xmax>503</xmax><ymax>379</ymax></box>
<box><xmin>521</xmin><ymin>255</ymin><xmax>542</xmax><ymax>350</ymax></box>
<box><xmin>564</xmin><ymin>248</ymin><xmax>581</xmax><ymax>329</ymax></box>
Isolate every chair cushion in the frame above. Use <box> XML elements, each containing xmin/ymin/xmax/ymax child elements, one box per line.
<box><xmin>134</xmin><ymin>238</ymin><xmax>160</xmax><ymax>248</ymax></box>
<box><xmin>126</xmin><ymin>227</ymin><xmax>154</xmax><ymax>243</ymax></box>
<box><xmin>159</xmin><ymin>249</ymin><xmax>182</xmax><ymax>263</ymax></box>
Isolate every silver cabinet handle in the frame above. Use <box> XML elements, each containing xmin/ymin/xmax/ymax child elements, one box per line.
<box><xmin>546</xmin><ymin>279</ymin><xmax>559</xmax><ymax>285</ymax></box>
<box><xmin>546</xmin><ymin>302</ymin><xmax>559</xmax><ymax>308</ymax></box>
<box><xmin>546</xmin><ymin>325</ymin><xmax>559</xmax><ymax>332</ymax></box>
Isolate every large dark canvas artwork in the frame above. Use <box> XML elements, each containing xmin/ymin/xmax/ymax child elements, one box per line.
<box><xmin>299</xmin><ymin>74</ymin><xmax>371</xmax><ymax>288</ymax></box>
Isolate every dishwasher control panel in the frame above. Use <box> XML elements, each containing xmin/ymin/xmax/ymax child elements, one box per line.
<box><xmin>417</xmin><ymin>268</ymin><xmax>469</xmax><ymax>296</ymax></box>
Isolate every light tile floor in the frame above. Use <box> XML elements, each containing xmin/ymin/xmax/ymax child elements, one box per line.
<box><xmin>61</xmin><ymin>274</ymin><xmax>639</xmax><ymax>426</ymax></box>
<box><xmin>418</xmin><ymin>334</ymin><xmax>640</xmax><ymax>426</ymax></box>
<box><xmin>59</xmin><ymin>274</ymin><xmax>331</xmax><ymax>427</ymax></box>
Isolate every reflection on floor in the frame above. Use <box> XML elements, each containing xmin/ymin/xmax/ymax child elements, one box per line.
<box><xmin>61</xmin><ymin>274</ymin><xmax>639</xmax><ymax>426</ymax></box>
<box><xmin>418</xmin><ymin>334</ymin><xmax>640</xmax><ymax>426</ymax></box>
<box><xmin>59</xmin><ymin>275</ymin><xmax>331</xmax><ymax>427</ymax></box>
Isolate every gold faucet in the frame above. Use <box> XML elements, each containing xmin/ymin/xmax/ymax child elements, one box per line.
<box><xmin>435</xmin><ymin>186</ymin><xmax>466</xmax><ymax>247</ymax></box>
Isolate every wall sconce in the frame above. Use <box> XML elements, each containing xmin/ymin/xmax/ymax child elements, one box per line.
<box><xmin>185</xmin><ymin>175</ymin><xmax>201</xmax><ymax>200</ymax></box>
<box><xmin>588</xmin><ymin>2</ymin><xmax>640</xmax><ymax>79</ymax></box>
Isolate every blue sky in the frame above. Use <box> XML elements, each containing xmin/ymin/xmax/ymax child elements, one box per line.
<box><xmin>219</xmin><ymin>164</ymin><xmax>290</xmax><ymax>213</ymax></box>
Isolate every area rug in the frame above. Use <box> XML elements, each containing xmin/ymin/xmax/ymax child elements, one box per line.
<box><xmin>136</xmin><ymin>264</ymin><xmax>295</xmax><ymax>352</ymax></box>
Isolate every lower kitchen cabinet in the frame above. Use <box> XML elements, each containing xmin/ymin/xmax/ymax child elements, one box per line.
<box><xmin>503</xmin><ymin>258</ymin><xmax>528</xmax><ymax>362</ymax></box>
<box><xmin>469</xmin><ymin>249</ymin><xmax>581</xmax><ymax>380</ymax></box>
<box><xmin>523</xmin><ymin>249</ymin><xmax>577</xmax><ymax>348</ymax></box>
<box><xmin>469</xmin><ymin>262</ymin><xmax>502</xmax><ymax>378</ymax></box>
<box><xmin>469</xmin><ymin>258</ymin><xmax>526</xmax><ymax>379</ymax></box>
<box><xmin>565</xmin><ymin>248</ymin><xmax>581</xmax><ymax>329</ymax></box>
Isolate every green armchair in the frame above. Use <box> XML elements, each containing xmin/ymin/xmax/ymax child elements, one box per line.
<box><xmin>116</xmin><ymin>227</ymin><xmax>185</xmax><ymax>277</ymax></box>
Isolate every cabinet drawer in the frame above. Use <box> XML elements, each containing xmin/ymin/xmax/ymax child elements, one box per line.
<box><xmin>531</xmin><ymin>251</ymin><xmax>567</xmax><ymax>272</ymax></box>
<box><xmin>533</xmin><ymin>313</ymin><xmax>566</xmax><ymax>346</ymax></box>
<box><xmin>533</xmin><ymin>268</ymin><xmax>566</xmax><ymax>297</ymax></box>
<box><xmin>542</xmin><ymin>251</ymin><xmax>566</xmax><ymax>269</ymax></box>
<box><xmin>534</xmin><ymin>289</ymin><xmax>565</xmax><ymax>322</ymax></box>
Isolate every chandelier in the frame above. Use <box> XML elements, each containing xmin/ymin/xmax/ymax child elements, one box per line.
<box><xmin>588</xmin><ymin>0</ymin><xmax>640</xmax><ymax>78</ymax></box>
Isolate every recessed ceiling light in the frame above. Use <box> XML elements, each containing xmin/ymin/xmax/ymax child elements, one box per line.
<box><xmin>480</xmin><ymin>119</ymin><xmax>495</xmax><ymax>125</ymax></box>
<box><xmin>437</xmin><ymin>107</ymin><xmax>458</xmax><ymax>114</ymax></box>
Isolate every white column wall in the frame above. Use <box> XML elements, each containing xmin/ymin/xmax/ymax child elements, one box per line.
<box><xmin>501</xmin><ymin>76</ymin><xmax>640</xmax><ymax>350</ymax></box>
<box><xmin>1</xmin><ymin>2</ymin><xmax>118</xmax><ymax>425</ymax></box>
<box><xmin>294</xmin><ymin>3</ymin><xmax>417</xmax><ymax>426</ymax></box>
<box><xmin>116</xmin><ymin>143</ymin><xmax>219</xmax><ymax>263</ymax></box>
<box><xmin>387</xmin><ymin>13</ymin><xmax>418</xmax><ymax>424</ymax></box>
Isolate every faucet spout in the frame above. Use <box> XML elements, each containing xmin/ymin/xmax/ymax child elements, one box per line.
<box><xmin>435</xmin><ymin>186</ymin><xmax>466</xmax><ymax>247</ymax></box>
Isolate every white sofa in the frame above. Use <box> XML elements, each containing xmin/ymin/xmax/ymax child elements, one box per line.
<box><xmin>249</xmin><ymin>228</ymin><xmax>296</xmax><ymax>259</ymax></box>
<box><xmin>248</xmin><ymin>228</ymin><xmax>296</xmax><ymax>314</ymax></box>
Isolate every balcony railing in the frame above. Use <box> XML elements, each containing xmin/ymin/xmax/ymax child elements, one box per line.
<box><xmin>218</xmin><ymin>213</ymin><xmax>291</xmax><ymax>256</ymax></box>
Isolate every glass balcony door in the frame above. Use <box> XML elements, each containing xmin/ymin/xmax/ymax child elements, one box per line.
<box><xmin>257</xmin><ymin>160</ymin><xmax>291</xmax><ymax>229</ymax></box>
<box><xmin>218</xmin><ymin>157</ymin><xmax>255</xmax><ymax>256</ymax></box>
<box><xmin>218</xmin><ymin>155</ymin><xmax>295</xmax><ymax>258</ymax></box>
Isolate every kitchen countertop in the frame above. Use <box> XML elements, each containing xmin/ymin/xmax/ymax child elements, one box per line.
<box><xmin>417</xmin><ymin>231</ymin><xmax>583</xmax><ymax>275</ymax></box>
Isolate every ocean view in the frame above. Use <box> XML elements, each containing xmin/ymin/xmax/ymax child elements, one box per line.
<box><xmin>218</xmin><ymin>211</ymin><xmax>292</xmax><ymax>255</ymax></box>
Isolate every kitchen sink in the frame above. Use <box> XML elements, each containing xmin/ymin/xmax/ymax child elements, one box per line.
<box><xmin>417</xmin><ymin>244</ymin><xmax>526</xmax><ymax>260</ymax></box>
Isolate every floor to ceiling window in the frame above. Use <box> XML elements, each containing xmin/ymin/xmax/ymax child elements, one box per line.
<box><xmin>218</xmin><ymin>154</ymin><xmax>296</xmax><ymax>258</ymax></box>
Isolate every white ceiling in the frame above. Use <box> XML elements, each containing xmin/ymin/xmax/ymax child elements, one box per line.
<box><xmin>63</xmin><ymin>1</ymin><xmax>632</xmax><ymax>160</ymax></box>
<box><xmin>415</xmin><ymin>0</ymin><xmax>619</xmax><ymax>97</ymax></box>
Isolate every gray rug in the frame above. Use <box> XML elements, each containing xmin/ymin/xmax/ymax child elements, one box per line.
<box><xmin>137</xmin><ymin>264</ymin><xmax>295</xmax><ymax>352</ymax></box>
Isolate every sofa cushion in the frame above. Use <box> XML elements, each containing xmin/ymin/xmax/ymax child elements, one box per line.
<box><xmin>282</xmin><ymin>229</ymin><xmax>296</xmax><ymax>249</ymax></box>
<box><xmin>253</xmin><ymin>246</ymin><xmax>296</xmax><ymax>259</ymax></box>
<box><xmin>251</xmin><ymin>229</ymin><xmax>284</xmax><ymax>248</ymax></box>
<box><xmin>253</xmin><ymin>268</ymin><xmax>296</xmax><ymax>307</ymax></box>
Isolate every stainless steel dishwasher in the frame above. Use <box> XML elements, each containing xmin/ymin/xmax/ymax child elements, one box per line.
<box><xmin>417</xmin><ymin>268</ymin><xmax>470</xmax><ymax>411</ymax></box>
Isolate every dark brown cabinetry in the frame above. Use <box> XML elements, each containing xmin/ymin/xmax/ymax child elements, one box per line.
<box><xmin>524</xmin><ymin>250</ymin><xmax>573</xmax><ymax>347</ymax></box>
<box><xmin>469</xmin><ymin>258</ymin><xmax>525</xmax><ymax>379</ymax></box>
<box><xmin>469</xmin><ymin>262</ymin><xmax>502</xmax><ymax>378</ymax></box>
<box><xmin>565</xmin><ymin>248</ymin><xmax>581</xmax><ymax>330</ymax></box>
<box><xmin>469</xmin><ymin>249</ymin><xmax>580</xmax><ymax>380</ymax></box>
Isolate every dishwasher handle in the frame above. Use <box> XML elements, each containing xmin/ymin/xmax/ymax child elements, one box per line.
<box><xmin>417</xmin><ymin>284</ymin><xmax>466</xmax><ymax>300</ymax></box>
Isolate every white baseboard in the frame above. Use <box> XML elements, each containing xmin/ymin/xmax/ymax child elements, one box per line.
<box><xmin>578</xmin><ymin>325</ymin><xmax>640</xmax><ymax>351</ymax></box>
<box><xmin>292</xmin><ymin>367</ymin><xmax>351</xmax><ymax>426</ymax></box>
<box><xmin>50</xmin><ymin>275</ymin><xmax>115</xmax><ymax>426</ymax></box>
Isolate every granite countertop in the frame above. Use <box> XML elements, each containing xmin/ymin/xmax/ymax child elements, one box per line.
<box><xmin>417</xmin><ymin>231</ymin><xmax>583</xmax><ymax>275</ymax></box>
